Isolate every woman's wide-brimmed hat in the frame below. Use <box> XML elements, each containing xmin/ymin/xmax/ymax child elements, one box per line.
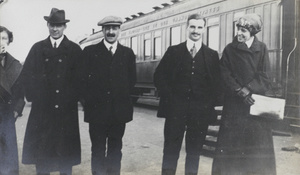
<box><xmin>44</xmin><ymin>8</ymin><xmax>70</xmax><ymax>24</ymax></box>
<box><xmin>236</xmin><ymin>13</ymin><xmax>262</xmax><ymax>35</ymax></box>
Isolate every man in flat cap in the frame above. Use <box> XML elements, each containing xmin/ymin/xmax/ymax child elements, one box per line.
<box><xmin>20</xmin><ymin>8</ymin><xmax>82</xmax><ymax>175</ymax></box>
<box><xmin>82</xmin><ymin>16</ymin><xmax>136</xmax><ymax>175</ymax></box>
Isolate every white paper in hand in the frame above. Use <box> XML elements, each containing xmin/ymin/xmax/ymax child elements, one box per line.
<box><xmin>250</xmin><ymin>94</ymin><xmax>285</xmax><ymax>120</ymax></box>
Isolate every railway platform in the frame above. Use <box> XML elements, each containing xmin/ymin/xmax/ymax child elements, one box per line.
<box><xmin>15</xmin><ymin>103</ymin><xmax>300</xmax><ymax>175</ymax></box>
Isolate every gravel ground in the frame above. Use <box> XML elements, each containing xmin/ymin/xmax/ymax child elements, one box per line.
<box><xmin>15</xmin><ymin>104</ymin><xmax>300</xmax><ymax>175</ymax></box>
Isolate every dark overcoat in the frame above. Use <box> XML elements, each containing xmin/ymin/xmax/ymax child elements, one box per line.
<box><xmin>0</xmin><ymin>53</ymin><xmax>24</xmax><ymax>175</ymax></box>
<box><xmin>154</xmin><ymin>42</ymin><xmax>221</xmax><ymax>123</ymax></box>
<box><xmin>212</xmin><ymin>36</ymin><xmax>276</xmax><ymax>175</ymax></box>
<box><xmin>21</xmin><ymin>36</ymin><xmax>82</xmax><ymax>168</ymax></box>
<box><xmin>82</xmin><ymin>40</ymin><xmax>136</xmax><ymax>124</ymax></box>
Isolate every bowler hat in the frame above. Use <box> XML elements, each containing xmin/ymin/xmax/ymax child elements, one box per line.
<box><xmin>44</xmin><ymin>8</ymin><xmax>70</xmax><ymax>24</ymax></box>
<box><xmin>97</xmin><ymin>16</ymin><xmax>123</xmax><ymax>26</ymax></box>
<box><xmin>236</xmin><ymin>13</ymin><xmax>262</xmax><ymax>35</ymax></box>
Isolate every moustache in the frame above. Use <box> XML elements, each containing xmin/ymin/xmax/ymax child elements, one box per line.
<box><xmin>107</xmin><ymin>33</ymin><xmax>116</xmax><ymax>37</ymax></box>
<box><xmin>0</xmin><ymin>46</ymin><xmax>6</xmax><ymax>54</ymax></box>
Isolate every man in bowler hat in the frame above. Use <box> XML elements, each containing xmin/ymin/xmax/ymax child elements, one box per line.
<box><xmin>154</xmin><ymin>13</ymin><xmax>221</xmax><ymax>175</ymax></box>
<box><xmin>20</xmin><ymin>8</ymin><xmax>82</xmax><ymax>175</ymax></box>
<box><xmin>82</xmin><ymin>16</ymin><xmax>136</xmax><ymax>175</ymax></box>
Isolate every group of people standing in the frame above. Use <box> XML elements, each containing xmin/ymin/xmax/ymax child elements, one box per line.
<box><xmin>154</xmin><ymin>13</ymin><xmax>276</xmax><ymax>175</ymax></box>
<box><xmin>1</xmin><ymin>8</ymin><xmax>136</xmax><ymax>175</ymax></box>
<box><xmin>0</xmin><ymin>7</ymin><xmax>276</xmax><ymax>175</ymax></box>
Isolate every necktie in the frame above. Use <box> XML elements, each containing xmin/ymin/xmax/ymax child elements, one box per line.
<box><xmin>190</xmin><ymin>44</ymin><xmax>197</xmax><ymax>58</ymax></box>
<box><xmin>109</xmin><ymin>46</ymin><xmax>113</xmax><ymax>56</ymax></box>
<box><xmin>54</xmin><ymin>42</ymin><xmax>57</xmax><ymax>48</ymax></box>
<box><xmin>0</xmin><ymin>54</ymin><xmax>5</xmax><ymax>67</ymax></box>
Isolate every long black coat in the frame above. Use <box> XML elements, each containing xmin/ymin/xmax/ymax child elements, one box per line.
<box><xmin>154</xmin><ymin>42</ymin><xmax>221</xmax><ymax>122</ymax></box>
<box><xmin>82</xmin><ymin>40</ymin><xmax>136</xmax><ymax>124</ymax></box>
<box><xmin>21</xmin><ymin>36</ymin><xmax>82</xmax><ymax>168</ymax></box>
<box><xmin>0</xmin><ymin>53</ymin><xmax>24</xmax><ymax>175</ymax></box>
<box><xmin>212</xmin><ymin>36</ymin><xmax>276</xmax><ymax>175</ymax></box>
<box><xmin>0</xmin><ymin>53</ymin><xmax>24</xmax><ymax>114</ymax></box>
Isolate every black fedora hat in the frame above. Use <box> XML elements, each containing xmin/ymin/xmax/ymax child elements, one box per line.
<box><xmin>44</xmin><ymin>8</ymin><xmax>70</xmax><ymax>24</ymax></box>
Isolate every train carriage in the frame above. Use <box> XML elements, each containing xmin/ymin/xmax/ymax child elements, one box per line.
<box><xmin>80</xmin><ymin>0</ymin><xmax>300</xmax><ymax>131</ymax></box>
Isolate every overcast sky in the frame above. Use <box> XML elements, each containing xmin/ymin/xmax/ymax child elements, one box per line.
<box><xmin>0</xmin><ymin>0</ymin><xmax>172</xmax><ymax>62</ymax></box>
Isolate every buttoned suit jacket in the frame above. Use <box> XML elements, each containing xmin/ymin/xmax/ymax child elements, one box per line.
<box><xmin>82</xmin><ymin>40</ymin><xmax>136</xmax><ymax>124</ymax></box>
<box><xmin>154</xmin><ymin>42</ymin><xmax>221</xmax><ymax>123</ymax></box>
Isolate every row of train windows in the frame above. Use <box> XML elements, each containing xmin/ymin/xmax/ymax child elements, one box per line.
<box><xmin>124</xmin><ymin>25</ymin><xmax>220</xmax><ymax>62</ymax></box>
<box><xmin>121</xmin><ymin>12</ymin><xmax>245</xmax><ymax>62</ymax></box>
<box><xmin>124</xmin><ymin>32</ymin><xmax>163</xmax><ymax>61</ymax></box>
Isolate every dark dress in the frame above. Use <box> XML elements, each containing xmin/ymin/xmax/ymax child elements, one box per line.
<box><xmin>21</xmin><ymin>36</ymin><xmax>82</xmax><ymax>171</ymax></box>
<box><xmin>212</xmin><ymin>36</ymin><xmax>276</xmax><ymax>175</ymax></box>
<box><xmin>0</xmin><ymin>53</ymin><xmax>25</xmax><ymax>175</ymax></box>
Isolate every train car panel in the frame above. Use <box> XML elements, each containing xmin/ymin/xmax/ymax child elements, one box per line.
<box><xmin>263</xmin><ymin>4</ymin><xmax>272</xmax><ymax>45</ymax></box>
<box><xmin>222</xmin><ymin>13</ymin><xmax>233</xmax><ymax>52</ymax></box>
<box><xmin>270</xmin><ymin>2</ymin><xmax>281</xmax><ymax>49</ymax></box>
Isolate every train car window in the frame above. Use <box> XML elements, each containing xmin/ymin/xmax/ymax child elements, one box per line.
<box><xmin>119</xmin><ymin>39</ymin><xmax>126</xmax><ymax>46</ymax></box>
<box><xmin>154</xmin><ymin>30</ymin><xmax>162</xmax><ymax>60</ymax></box>
<box><xmin>144</xmin><ymin>33</ymin><xmax>151</xmax><ymax>61</ymax></box>
<box><xmin>131</xmin><ymin>36</ymin><xmax>138</xmax><ymax>58</ymax></box>
<box><xmin>207</xmin><ymin>17</ymin><xmax>219</xmax><ymax>26</ymax></box>
<box><xmin>126</xmin><ymin>38</ymin><xmax>130</xmax><ymax>47</ymax></box>
<box><xmin>154</xmin><ymin>30</ymin><xmax>161</xmax><ymax>37</ymax></box>
<box><xmin>208</xmin><ymin>25</ymin><xmax>220</xmax><ymax>51</ymax></box>
<box><xmin>233</xmin><ymin>21</ymin><xmax>238</xmax><ymax>37</ymax></box>
<box><xmin>144</xmin><ymin>39</ymin><xmax>151</xmax><ymax>61</ymax></box>
<box><xmin>154</xmin><ymin>37</ymin><xmax>162</xmax><ymax>60</ymax></box>
<box><xmin>170</xmin><ymin>26</ymin><xmax>181</xmax><ymax>46</ymax></box>
<box><xmin>207</xmin><ymin>17</ymin><xmax>220</xmax><ymax>51</ymax></box>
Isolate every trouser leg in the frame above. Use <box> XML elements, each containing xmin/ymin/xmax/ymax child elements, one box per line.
<box><xmin>161</xmin><ymin>168</ymin><xmax>176</xmax><ymax>175</ymax></box>
<box><xmin>59</xmin><ymin>166</ymin><xmax>72</xmax><ymax>175</ymax></box>
<box><xmin>162</xmin><ymin>117</ymin><xmax>186</xmax><ymax>175</ymax></box>
<box><xmin>89</xmin><ymin>123</ymin><xmax>109</xmax><ymax>175</ymax></box>
<box><xmin>36</xmin><ymin>163</ymin><xmax>50</xmax><ymax>175</ymax></box>
<box><xmin>106</xmin><ymin>123</ymin><xmax>126</xmax><ymax>175</ymax></box>
<box><xmin>185</xmin><ymin>117</ymin><xmax>208</xmax><ymax>175</ymax></box>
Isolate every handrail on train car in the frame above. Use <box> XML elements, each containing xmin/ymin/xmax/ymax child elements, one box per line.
<box><xmin>285</xmin><ymin>38</ymin><xmax>297</xmax><ymax>99</ymax></box>
<box><xmin>284</xmin><ymin>0</ymin><xmax>298</xmax><ymax>99</ymax></box>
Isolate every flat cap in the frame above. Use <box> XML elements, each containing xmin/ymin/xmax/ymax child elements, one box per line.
<box><xmin>97</xmin><ymin>16</ymin><xmax>123</xmax><ymax>26</ymax></box>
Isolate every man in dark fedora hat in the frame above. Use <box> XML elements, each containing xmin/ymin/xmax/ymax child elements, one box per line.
<box><xmin>82</xmin><ymin>16</ymin><xmax>136</xmax><ymax>175</ymax></box>
<box><xmin>20</xmin><ymin>8</ymin><xmax>82</xmax><ymax>175</ymax></box>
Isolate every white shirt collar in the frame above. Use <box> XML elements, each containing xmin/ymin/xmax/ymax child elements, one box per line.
<box><xmin>186</xmin><ymin>38</ymin><xmax>202</xmax><ymax>53</ymax></box>
<box><xmin>50</xmin><ymin>35</ymin><xmax>64</xmax><ymax>48</ymax></box>
<box><xmin>245</xmin><ymin>36</ymin><xmax>254</xmax><ymax>48</ymax></box>
<box><xmin>103</xmin><ymin>39</ymin><xmax>118</xmax><ymax>54</ymax></box>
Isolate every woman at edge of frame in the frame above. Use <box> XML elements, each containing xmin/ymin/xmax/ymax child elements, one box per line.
<box><xmin>0</xmin><ymin>25</ymin><xmax>25</xmax><ymax>175</ymax></box>
<box><xmin>212</xmin><ymin>13</ymin><xmax>276</xmax><ymax>175</ymax></box>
